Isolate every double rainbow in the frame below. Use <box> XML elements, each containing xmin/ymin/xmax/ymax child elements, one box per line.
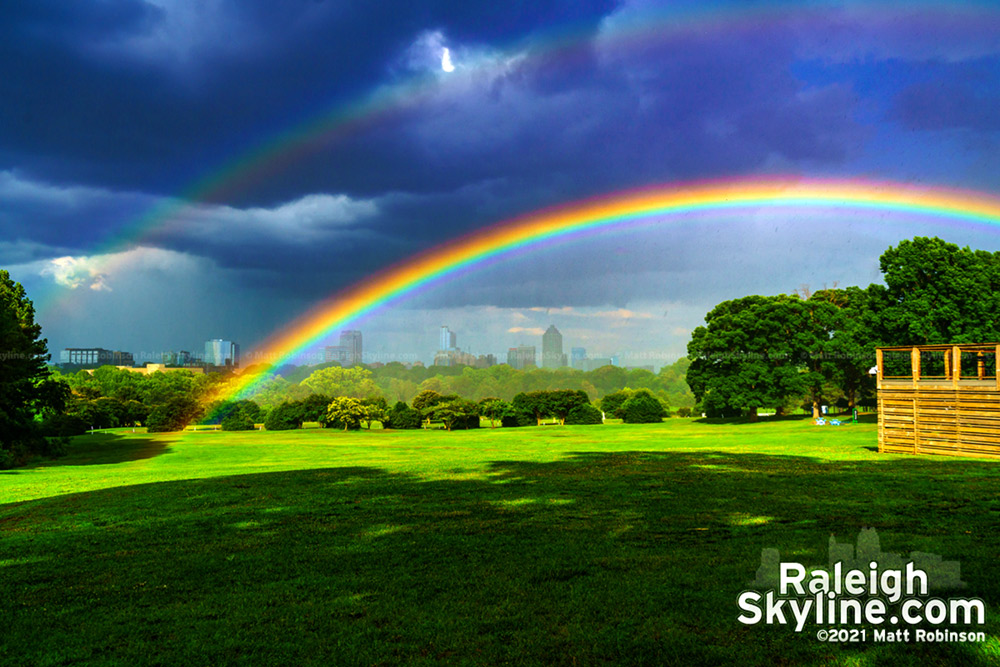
<box><xmin>212</xmin><ymin>177</ymin><xmax>1000</xmax><ymax>404</ymax></box>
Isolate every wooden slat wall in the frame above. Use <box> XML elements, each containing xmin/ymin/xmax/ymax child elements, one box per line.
<box><xmin>879</xmin><ymin>384</ymin><xmax>1000</xmax><ymax>458</ymax></box>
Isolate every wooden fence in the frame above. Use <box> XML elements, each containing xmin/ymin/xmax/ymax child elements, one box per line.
<box><xmin>877</xmin><ymin>344</ymin><xmax>1000</xmax><ymax>458</ymax></box>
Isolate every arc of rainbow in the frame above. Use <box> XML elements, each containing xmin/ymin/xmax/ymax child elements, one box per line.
<box><xmin>37</xmin><ymin>1</ymin><xmax>1000</xmax><ymax>318</ymax></box>
<box><xmin>209</xmin><ymin>177</ymin><xmax>1000</xmax><ymax>406</ymax></box>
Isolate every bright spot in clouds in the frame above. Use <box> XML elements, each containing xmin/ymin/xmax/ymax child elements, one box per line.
<box><xmin>441</xmin><ymin>47</ymin><xmax>455</xmax><ymax>72</ymax></box>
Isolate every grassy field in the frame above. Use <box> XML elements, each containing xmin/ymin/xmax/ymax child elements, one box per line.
<box><xmin>3</xmin><ymin>417</ymin><xmax>1000</xmax><ymax>665</ymax></box>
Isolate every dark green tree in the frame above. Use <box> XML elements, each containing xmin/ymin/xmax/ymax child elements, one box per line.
<box><xmin>546</xmin><ymin>389</ymin><xmax>590</xmax><ymax>425</ymax></box>
<box><xmin>565</xmin><ymin>403</ymin><xmax>603</xmax><ymax>425</ymax></box>
<box><xmin>686</xmin><ymin>294</ymin><xmax>814</xmax><ymax>421</ymax></box>
<box><xmin>478</xmin><ymin>397</ymin><xmax>513</xmax><ymax>428</ymax></box>
<box><xmin>511</xmin><ymin>391</ymin><xmax>551</xmax><ymax>426</ymax></box>
<box><xmin>384</xmin><ymin>401</ymin><xmax>422</xmax><ymax>429</ymax></box>
<box><xmin>870</xmin><ymin>237</ymin><xmax>1000</xmax><ymax>345</ymax></box>
<box><xmin>264</xmin><ymin>401</ymin><xmax>304</xmax><ymax>431</ymax></box>
<box><xmin>146</xmin><ymin>395</ymin><xmax>201</xmax><ymax>432</ymax></box>
<box><xmin>599</xmin><ymin>389</ymin><xmax>634</xmax><ymax>419</ymax></box>
<box><xmin>0</xmin><ymin>270</ymin><xmax>68</xmax><ymax>465</ymax></box>
<box><xmin>621</xmin><ymin>389</ymin><xmax>667</xmax><ymax>424</ymax></box>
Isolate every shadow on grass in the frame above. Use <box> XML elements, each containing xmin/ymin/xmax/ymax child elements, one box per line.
<box><xmin>23</xmin><ymin>432</ymin><xmax>172</xmax><ymax>468</ymax></box>
<box><xmin>692</xmin><ymin>414</ymin><xmax>814</xmax><ymax>426</ymax></box>
<box><xmin>3</xmin><ymin>451</ymin><xmax>1000</xmax><ymax>666</ymax></box>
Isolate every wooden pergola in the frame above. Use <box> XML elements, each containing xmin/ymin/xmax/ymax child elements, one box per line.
<box><xmin>877</xmin><ymin>343</ymin><xmax>1000</xmax><ymax>458</ymax></box>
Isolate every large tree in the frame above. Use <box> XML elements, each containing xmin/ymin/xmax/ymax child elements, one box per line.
<box><xmin>869</xmin><ymin>237</ymin><xmax>1000</xmax><ymax>345</ymax></box>
<box><xmin>686</xmin><ymin>294</ymin><xmax>815</xmax><ymax>421</ymax></box>
<box><xmin>0</xmin><ymin>270</ymin><xmax>67</xmax><ymax>465</ymax></box>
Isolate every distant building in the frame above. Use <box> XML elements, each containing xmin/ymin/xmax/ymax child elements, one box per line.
<box><xmin>60</xmin><ymin>348</ymin><xmax>134</xmax><ymax>368</ymax></box>
<box><xmin>324</xmin><ymin>330</ymin><xmax>363</xmax><ymax>367</ymax></box>
<box><xmin>161</xmin><ymin>350</ymin><xmax>194</xmax><ymax>366</ymax></box>
<box><xmin>205</xmin><ymin>339</ymin><xmax>239</xmax><ymax>368</ymax></box>
<box><xmin>439</xmin><ymin>325</ymin><xmax>457</xmax><ymax>351</ymax></box>
<box><xmin>475</xmin><ymin>354</ymin><xmax>497</xmax><ymax>369</ymax></box>
<box><xmin>582</xmin><ymin>358</ymin><xmax>613</xmax><ymax>372</ymax></box>
<box><xmin>571</xmin><ymin>347</ymin><xmax>587</xmax><ymax>370</ymax></box>
<box><xmin>541</xmin><ymin>324</ymin><xmax>564</xmax><ymax>369</ymax></box>
<box><xmin>340</xmin><ymin>330</ymin><xmax>363</xmax><ymax>366</ymax></box>
<box><xmin>507</xmin><ymin>345</ymin><xmax>536</xmax><ymax>370</ymax></box>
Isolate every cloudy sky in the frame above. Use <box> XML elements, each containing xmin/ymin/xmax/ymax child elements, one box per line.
<box><xmin>4</xmin><ymin>0</ymin><xmax>1000</xmax><ymax>368</ymax></box>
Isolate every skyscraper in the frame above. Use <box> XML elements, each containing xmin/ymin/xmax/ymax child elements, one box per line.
<box><xmin>204</xmin><ymin>339</ymin><xmax>239</xmax><ymax>367</ymax></box>
<box><xmin>571</xmin><ymin>347</ymin><xmax>587</xmax><ymax>370</ymax></box>
<box><xmin>439</xmin><ymin>325</ymin><xmax>457</xmax><ymax>351</ymax></box>
<box><xmin>339</xmin><ymin>330</ymin><xmax>363</xmax><ymax>367</ymax></box>
<box><xmin>507</xmin><ymin>345</ymin><xmax>536</xmax><ymax>370</ymax></box>
<box><xmin>541</xmin><ymin>324</ymin><xmax>564</xmax><ymax>369</ymax></box>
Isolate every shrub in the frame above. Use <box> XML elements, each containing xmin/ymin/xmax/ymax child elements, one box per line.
<box><xmin>565</xmin><ymin>403</ymin><xmax>603</xmax><ymax>425</ymax></box>
<box><xmin>600</xmin><ymin>389</ymin><xmax>633</xmax><ymax>419</ymax></box>
<box><xmin>676</xmin><ymin>407</ymin><xmax>692</xmax><ymax>418</ymax></box>
<box><xmin>40</xmin><ymin>413</ymin><xmax>88</xmax><ymax>437</ymax></box>
<box><xmin>147</xmin><ymin>396</ymin><xmax>201</xmax><ymax>432</ymax></box>
<box><xmin>385</xmin><ymin>401</ymin><xmax>422</xmax><ymax>429</ymax></box>
<box><xmin>501</xmin><ymin>410</ymin><xmax>535</xmax><ymax>428</ymax></box>
<box><xmin>221</xmin><ymin>411</ymin><xmax>256</xmax><ymax>431</ymax></box>
<box><xmin>264</xmin><ymin>401</ymin><xmax>303</xmax><ymax>431</ymax></box>
<box><xmin>621</xmin><ymin>390</ymin><xmax>666</xmax><ymax>424</ymax></box>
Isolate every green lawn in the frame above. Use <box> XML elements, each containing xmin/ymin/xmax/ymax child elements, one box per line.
<box><xmin>3</xmin><ymin>418</ymin><xmax>1000</xmax><ymax>665</ymax></box>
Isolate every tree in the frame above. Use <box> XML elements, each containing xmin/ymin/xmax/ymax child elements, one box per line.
<box><xmin>546</xmin><ymin>389</ymin><xmax>590</xmax><ymax>425</ymax></box>
<box><xmin>621</xmin><ymin>390</ymin><xmax>667</xmax><ymax>424</ymax></box>
<box><xmin>300</xmin><ymin>366</ymin><xmax>381</xmax><ymax>399</ymax></box>
<box><xmin>427</xmin><ymin>399</ymin><xmax>479</xmax><ymax>431</ymax></box>
<box><xmin>870</xmin><ymin>237</ymin><xmax>1000</xmax><ymax>346</ymax></box>
<box><xmin>600</xmin><ymin>389</ymin><xmax>633</xmax><ymax>419</ymax></box>
<box><xmin>384</xmin><ymin>401</ymin><xmax>421</xmax><ymax>429</ymax></box>
<box><xmin>512</xmin><ymin>391</ymin><xmax>551</xmax><ymax>426</ymax></box>
<box><xmin>264</xmin><ymin>401</ymin><xmax>304</xmax><ymax>431</ymax></box>
<box><xmin>0</xmin><ymin>270</ymin><xmax>67</xmax><ymax>465</ymax></box>
<box><xmin>326</xmin><ymin>396</ymin><xmax>364</xmax><ymax>431</ymax></box>
<box><xmin>146</xmin><ymin>395</ymin><xmax>201</xmax><ymax>432</ymax></box>
<box><xmin>565</xmin><ymin>403</ymin><xmax>603</xmax><ymax>425</ymax></box>
<box><xmin>359</xmin><ymin>396</ymin><xmax>388</xmax><ymax>429</ymax></box>
<box><xmin>478</xmin><ymin>397</ymin><xmax>513</xmax><ymax>428</ymax></box>
<box><xmin>686</xmin><ymin>294</ymin><xmax>815</xmax><ymax>421</ymax></box>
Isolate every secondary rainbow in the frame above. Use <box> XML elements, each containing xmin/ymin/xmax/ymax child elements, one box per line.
<box><xmin>36</xmin><ymin>1</ymin><xmax>1000</xmax><ymax>318</ymax></box>
<box><xmin>210</xmin><ymin>177</ymin><xmax>1000</xmax><ymax>404</ymax></box>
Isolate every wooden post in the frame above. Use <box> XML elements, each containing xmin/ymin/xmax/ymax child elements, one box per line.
<box><xmin>875</xmin><ymin>348</ymin><xmax>883</xmax><ymax>390</ymax></box>
<box><xmin>953</xmin><ymin>345</ymin><xmax>961</xmax><ymax>388</ymax></box>
<box><xmin>996</xmin><ymin>344</ymin><xmax>1000</xmax><ymax>391</ymax></box>
<box><xmin>944</xmin><ymin>349</ymin><xmax>951</xmax><ymax>380</ymax></box>
<box><xmin>911</xmin><ymin>346</ymin><xmax>920</xmax><ymax>387</ymax></box>
<box><xmin>978</xmin><ymin>351</ymin><xmax>986</xmax><ymax>380</ymax></box>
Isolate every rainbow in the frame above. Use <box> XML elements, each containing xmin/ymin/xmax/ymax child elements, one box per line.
<box><xmin>209</xmin><ymin>177</ymin><xmax>1000</xmax><ymax>405</ymax></box>
<box><xmin>36</xmin><ymin>1</ymin><xmax>1000</xmax><ymax>316</ymax></box>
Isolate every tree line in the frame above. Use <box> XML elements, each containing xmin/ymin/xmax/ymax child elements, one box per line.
<box><xmin>686</xmin><ymin>237</ymin><xmax>1000</xmax><ymax>420</ymax></box>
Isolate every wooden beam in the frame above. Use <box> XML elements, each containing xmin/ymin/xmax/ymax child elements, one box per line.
<box><xmin>911</xmin><ymin>346</ymin><xmax>920</xmax><ymax>387</ymax></box>
<box><xmin>953</xmin><ymin>345</ymin><xmax>961</xmax><ymax>388</ymax></box>
<box><xmin>978</xmin><ymin>351</ymin><xmax>986</xmax><ymax>380</ymax></box>
<box><xmin>876</xmin><ymin>348</ymin><xmax>883</xmax><ymax>391</ymax></box>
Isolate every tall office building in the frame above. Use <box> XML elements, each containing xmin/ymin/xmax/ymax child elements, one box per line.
<box><xmin>439</xmin><ymin>325</ymin><xmax>457</xmax><ymax>351</ymax></box>
<box><xmin>60</xmin><ymin>348</ymin><xmax>134</xmax><ymax>368</ymax></box>
<box><xmin>507</xmin><ymin>345</ymin><xmax>536</xmax><ymax>370</ymax></box>
<box><xmin>205</xmin><ymin>339</ymin><xmax>239</xmax><ymax>367</ymax></box>
<box><xmin>339</xmin><ymin>330</ymin><xmax>363</xmax><ymax>367</ymax></box>
<box><xmin>541</xmin><ymin>324</ymin><xmax>564</xmax><ymax>369</ymax></box>
<box><xmin>571</xmin><ymin>347</ymin><xmax>587</xmax><ymax>370</ymax></box>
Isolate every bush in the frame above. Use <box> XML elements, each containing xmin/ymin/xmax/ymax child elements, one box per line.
<box><xmin>385</xmin><ymin>402</ymin><xmax>422</xmax><ymax>429</ymax></box>
<box><xmin>621</xmin><ymin>390</ymin><xmax>666</xmax><ymax>424</ymax></box>
<box><xmin>676</xmin><ymin>407</ymin><xmax>692</xmax><ymax>418</ymax></box>
<box><xmin>565</xmin><ymin>403</ymin><xmax>603</xmax><ymax>425</ymax></box>
<box><xmin>221</xmin><ymin>411</ymin><xmax>256</xmax><ymax>431</ymax></box>
<box><xmin>501</xmin><ymin>410</ymin><xmax>535</xmax><ymax>428</ymax></box>
<box><xmin>264</xmin><ymin>401</ymin><xmax>303</xmax><ymax>431</ymax></box>
<box><xmin>600</xmin><ymin>390</ymin><xmax>633</xmax><ymax>419</ymax></box>
<box><xmin>147</xmin><ymin>396</ymin><xmax>201</xmax><ymax>432</ymax></box>
<box><xmin>40</xmin><ymin>413</ymin><xmax>88</xmax><ymax>437</ymax></box>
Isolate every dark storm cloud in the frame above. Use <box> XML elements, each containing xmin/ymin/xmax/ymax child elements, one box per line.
<box><xmin>892</xmin><ymin>58</ymin><xmax>1000</xmax><ymax>133</ymax></box>
<box><xmin>0</xmin><ymin>0</ymin><xmax>616</xmax><ymax>194</ymax></box>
